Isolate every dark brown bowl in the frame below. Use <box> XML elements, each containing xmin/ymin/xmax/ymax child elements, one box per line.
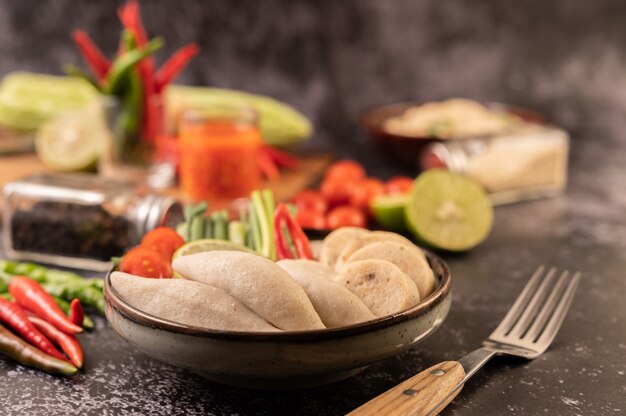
<box><xmin>359</xmin><ymin>101</ymin><xmax>545</xmax><ymax>166</ymax></box>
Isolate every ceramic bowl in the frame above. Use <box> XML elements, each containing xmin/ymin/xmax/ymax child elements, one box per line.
<box><xmin>104</xmin><ymin>251</ymin><xmax>452</xmax><ymax>389</ymax></box>
<box><xmin>359</xmin><ymin>101</ymin><xmax>544</xmax><ymax>166</ymax></box>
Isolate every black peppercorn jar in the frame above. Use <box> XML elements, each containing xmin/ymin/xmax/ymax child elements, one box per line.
<box><xmin>1</xmin><ymin>173</ymin><xmax>183</xmax><ymax>271</ymax></box>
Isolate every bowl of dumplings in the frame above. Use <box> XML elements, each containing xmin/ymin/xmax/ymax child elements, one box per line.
<box><xmin>104</xmin><ymin>227</ymin><xmax>452</xmax><ymax>389</ymax></box>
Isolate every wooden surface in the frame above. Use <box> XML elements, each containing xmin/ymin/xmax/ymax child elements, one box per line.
<box><xmin>0</xmin><ymin>152</ymin><xmax>332</xmax><ymax>206</ymax></box>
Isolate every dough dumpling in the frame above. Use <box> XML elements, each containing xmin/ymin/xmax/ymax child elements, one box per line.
<box><xmin>111</xmin><ymin>272</ymin><xmax>279</xmax><ymax>332</ymax></box>
<box><xmin>277</xmin><ymin>259</ymin><xmax>376</xmax><ymax>328</ymax></box>
<box><xmin>334</xmin><ymin>259</ymin><xmax>420</xmax><ymax>317</ymax></box>
<box><xmin>319</xmin><ymin>227</ymin><xmax>369</xmax><ymax>269</ymax></box>
<box><xmin>173</xmin><ymin>251</ymin><xmax>325</xmax><ymax>331</ymax></box>
<box><xmin>334</xmin><ymin>231</ymin><xmax>420</xmax><ymax>270</ymax></box>
<box><xmin>346</xmin><ymin>241</ymin><xmax>437</xmax><ymax>298</ymax></box>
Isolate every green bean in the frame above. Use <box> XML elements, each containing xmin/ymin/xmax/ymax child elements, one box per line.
<box><xmin>0</xmin><ymin>323</ymin><xmax>78</xmax><ymax>377</ymax></box>
<box><xmin>41</xmin><ymin>283</ymin><xmax>105</xmax><ymax>316</ymax></box>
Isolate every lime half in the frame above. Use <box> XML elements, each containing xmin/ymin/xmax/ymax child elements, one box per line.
<box><xmin>172</xmin><ymin>239</ymin><xmax>253</xmax><ymax>261</ymax></box>
<box><xmin>405</xmin><ymin>169</ymin><xmax>493</xmax><ymax>251</ymax></box>
<box><xmin>371</xmin><ymin>194</ymin><xmax>409</xmax><ymax>231</ymax></box>
<box><xmin>35</xmin><ymin>109</ymin><xmax>103</xmax><ymax>172</ymax></box>
<box><xmin>172</xmin><ymin>239</ymin><xmax>254</xmax><ymax>278</ymax></box>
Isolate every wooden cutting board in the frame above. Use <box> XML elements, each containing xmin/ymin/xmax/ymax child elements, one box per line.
<box><xmin>0</xmin><ymin>152</ymin><xmax>332</xmax><ymax>208</ymax></box>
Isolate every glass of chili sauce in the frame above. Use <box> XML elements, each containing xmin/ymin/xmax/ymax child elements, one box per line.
<box><xmin>178</xmin><ymin>104</ymin><xmax>262</xmax><ymax>204</ymax></box>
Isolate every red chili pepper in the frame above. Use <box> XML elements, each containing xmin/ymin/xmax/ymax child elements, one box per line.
<box><xmin>69</xmin><ymin>299</ymin><xmax>84</xmax><ymax>328</ymax></box>
<box><xmin>71</xmin><ymin>30</ymin><xmax>111</xmax><ymax>83</ymax></box>
<box><xmin>9</xmin><ymin>277</ymin><xmax>83</xmax><ymax>335</ymax></box>
<box><xmin>274</xmin><ymin>204</ymin><xmax>294</xmax><ymax>260</ymax></box>
<box><xmin>258</xmin><ymin>149</ymin><xmax>281</xmax><ymax>181</ymax></box>
<box><xmin>261</xmin><ymin>145</ymin><xmax>300</xmax><ymax>170</ymax></box>
<box><xmin>28</xmin><ymin>315</ymin><xmax>83</xmax><ymax>369</ymax></box>
<box><xmin>283</xmin><ymin>205</ymin><xmax>313</xmax><ymax>259</ymax></box>
<box><xmin>154</xmin><ymin>43</ymin><xmax>200</xmax><ymax>93</ymax></box>
<box><xmin>0</xmin><ymin>298</ymin><xmax>67</xmax><ymax>361</ymax></box>
<box><xmin>118</xmin><ymin>0</ymin><xmax>158</xmax><ymax>143</ymax></box>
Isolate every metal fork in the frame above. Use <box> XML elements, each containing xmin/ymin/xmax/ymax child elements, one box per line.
<box><xmin>348</xmin><ymin>266</ymin><xmax>581</xmax><ymax>416</ymax></box>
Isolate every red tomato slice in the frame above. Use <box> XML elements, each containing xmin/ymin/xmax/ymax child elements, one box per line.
<box><xmin>140</xmin><ymin>227</ymin><xmax>186</xmax><ymax>261</ymax></box>
<box><xmin>291</xmin><ymin>190</ymin><xmax>328</xmax><ymax>214</ymax></box>
<box><xmin>385</xmin><ymin>176</ymin><xmax>414</xmax><ymax>195</ymax></box>
<box><xmin>349</xmin><ymin>178</ymin><xmax>385</xmax><ymax>209</ymax></box>
<box><xmin>326</xmin><ymin>206</ymin><xmax>367</xmax><ymax>229</ymax></box>
<box><xmin>119</xmin><ymin>247</ymin><xmax>173</xmax><ymax>278</ymax></box>
<box><xmin>296</xmin><ymin>209</ymin><xmax>327</xmax><ymax>230</ymax></box>
<box><xmin>325</xmin><ymin>160</ymin><xmax>366</xmax><ymax>182</ymax></box>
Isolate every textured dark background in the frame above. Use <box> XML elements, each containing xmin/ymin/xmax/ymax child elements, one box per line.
<box><xmin>2</xmin><ymin>0</ymin><xmax>626</xmax><ymax>166</ymax></box>
<box><xmin>1</xmin><ymin>2</ymin><xmax>626</xmax><ymax>415</ymax></box>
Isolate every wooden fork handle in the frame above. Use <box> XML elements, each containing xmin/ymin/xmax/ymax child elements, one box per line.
<box><xmin>347</xmin><ymin>361</ymin><xmax>465</xmax><ymax>416</ymax></box>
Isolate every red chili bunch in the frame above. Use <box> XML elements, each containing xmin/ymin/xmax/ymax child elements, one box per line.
<box><xmin>71</xmin><ymin>0</ymin><xmax>199</xmax><ymax>143</ymax></box>
<box><xmin>0</xmin><ymin>277</ymin><xmax>87</xmax><ymax>376</ymax></box>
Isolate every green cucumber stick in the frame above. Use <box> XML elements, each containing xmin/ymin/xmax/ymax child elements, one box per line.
<box><xmin>212</xmin><ymin>211</ymin><xmax>227</xmax><ymax>240</ymax></box>
<box><xmin>203</xmin><ymin>216</ymin><xmax>214</xmax><ymax>239</ymax></box>
<box><xmin>189</xmin><ymin>216</ymin><xmax>205</xmax><ymax>241</ymax></box>
<box><xmin>228</xmin><ymin>221</ymin><xmax>246</xmax><ymax>246</ymax></box>
<box><xmin>261</xmin><ymin>189</ymin><xmax>276</xmax><ymax>261</ymax></box>
<box><xmin>249</xmin><ymin>204</ymin><xmax>262</xmax><ymax>253</ymax></box>
<box><xmin>250</xmin><ymin>191</ymin><xmax>271</xmax><ymax>258</ymax></box>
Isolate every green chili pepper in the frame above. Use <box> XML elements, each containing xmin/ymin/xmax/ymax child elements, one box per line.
<box><xmin>0</xmin><ymin>323</ymin><xmax>78</xmax><ymax>377</ymax></box>
<box><xmin>41</xmin><ymin>283</ymin><xmax>105</xmax><ymax>316</ymax></box>
<box><xmin>0</xmin><ymin>261</ymin><xmax>103</xmax><ymax>290</ymax></box>
<box><xmin>105</xmin><ymin>36</ymin><xmax>163</xmax><ymax>95</ymax></box>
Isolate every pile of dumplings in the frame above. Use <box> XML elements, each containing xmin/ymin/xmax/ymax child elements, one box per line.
<box><xmin>111</xmin><ymin>227</ymin><xmax>437</xmax><ymax>332</ymax></box>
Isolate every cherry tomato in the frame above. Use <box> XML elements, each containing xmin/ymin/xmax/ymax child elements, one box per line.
<box><xmin>291</xmin><ymin>190</ymin><xmax>328</xmax><ymax>214</ymax></box>
<box><xmin>385</xmin><ymin>176</ymin><xmax>414</xmax><ymax>195</ymax></box>
<box><xmin>140</xmin><ymin>226</ymin><xmax>186</xmax><ymax>261</ymax></box>
<box><xmin>325</xmin><ymin>160</ymin><xmax>366</xmax><ymax>182</ymax></box>
<box><xmin>119</xmin><ymin>247</ymin><xmax>173</xmax><ymax>278</ymax></box>
<box><xmin>326</xmin><ymin>206</ymin><xmax>367</xmax><ymax>229</ymax></box>
<box><xmin>349</xmin><ymin>178</ymin><xmax>385</xmax><ymax>209</ymax></box>
<box><xmin>321</xmin><ymin>178</ymin><xmax>355</xmax><ymax>207</ymax></box>
<box><xmin>296</xmin><ymin>209</ymin><xmax>327</xmax><ymax>230</ymax></box>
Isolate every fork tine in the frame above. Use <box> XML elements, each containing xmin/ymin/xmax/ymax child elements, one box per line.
<box><xmin>535</xmin><ymin>272</ymin><xmax>581</xmax><ymax>348</ymax></box>
<box><xmin>491</xmin><ymin>266</ymin><xmax>546</xmax><ymax>337</ymax></box>
<box><xmin>523</xmin><ymin>270</ymin><xmax>570</xmax><ymax>341</ymax></box>
<box><xmin>507</xmin><ymin>267</ymin><xmax>557</xmax><ymax>338</ymax></box>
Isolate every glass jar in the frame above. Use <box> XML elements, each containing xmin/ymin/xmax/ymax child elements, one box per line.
<box><xmin>420</xmin><ymin>125</ymin><xmax>569</xmax><ymax>204</ymax></box>
<box><xmin>178</xmin><ymin>104</ymin><xmax>262</xmax><ymax>204</ymax></box>
<box><xmin>1</xmin><ymin>173</ymin><xmax>182</xmax><ymax>271</ymax></box>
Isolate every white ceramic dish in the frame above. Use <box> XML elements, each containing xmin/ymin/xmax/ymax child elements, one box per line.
<box><xmin>104</xmin><ymin>251</ymin><xmax>452</xmax><ymax>389</ymax></box>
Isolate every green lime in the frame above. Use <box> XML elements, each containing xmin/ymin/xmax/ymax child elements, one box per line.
<box><xmin>172</xmin><ymin>239</ymin><xmax>254</xmax><ymax>278</ymax></box>
<box><xmin>371</xmin><ymin>194</ymin><xmax>409</xmax><ymax>230</ymax></box>
<box><xmin>172</xmin><ymin>239</ymin><xmax>253</xmax><ymax>260</ymax></box>
<box><xmin>405</xmin><ymin>169</ymin><xmax>493</xmax><ymax>251</ymax></box>
<box><xmin>35</xmin><ymin>109</ymin><xmax>104</xmax><ymax>172</ymax></box>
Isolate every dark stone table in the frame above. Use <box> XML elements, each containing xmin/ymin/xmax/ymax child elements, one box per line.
<box><xmin>1</xmin><ymin>130</ymin><xmax>625</xmax><ymax>416</ymax></box>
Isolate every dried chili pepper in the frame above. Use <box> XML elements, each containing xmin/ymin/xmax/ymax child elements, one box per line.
<box><xmin>71</xmin><ymin>30</ymin><xmax>111</xmax><ymax>83</ymax></box>
<box><xmin>261</xmin><ymin>145</ymin><xmax>300</xmax><ymax>170</ymax></box>
<box><xmin>0</xmin><ymin>323</ymin><xmax>77</xmax><ymax>377</ymax></box>
<box><xmin>9</xmin><ymin>277</ymin><xmax>83</xmax><ymax>335</ymax></box>
<box><xmin>274</xmin><ymin>204</ymin><xmax>295</xmax><ymax>260</ymax></box>
<box><xmin>28</xmin><ymin>315</ymin><xmax>83</xmax><ymax>369</ymax></box>
<box><xmin>284</xmin><ymin>206</ymin><xmax>313</xmax><ymax>259</ymax></box>
<box><xmin>258</xmin><ymin>149</ymin><xmax>281</xmax><ymax>181</ymax></box>
<box><xmin>0</xmin><ymin>297</ymin><xmax>66</xmax><ymax>361</ymax></box>
<box><xmin>154</xmin><ymin>43</ymin><xmax>200</xmax><ymax>92</ymax></box>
